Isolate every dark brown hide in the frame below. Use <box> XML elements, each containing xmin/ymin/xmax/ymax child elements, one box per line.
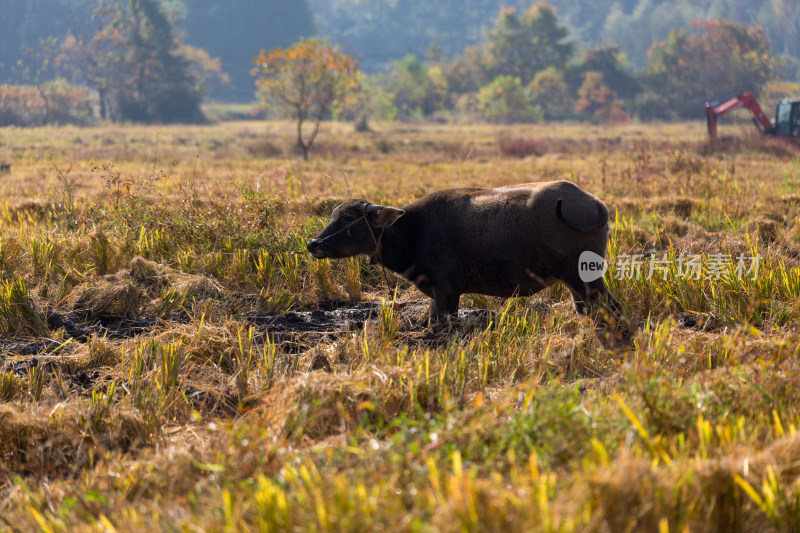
<box><xmin>307</xmin><ymin>180</ymin><xmax>620</xmax><ymax>319</ymax></box>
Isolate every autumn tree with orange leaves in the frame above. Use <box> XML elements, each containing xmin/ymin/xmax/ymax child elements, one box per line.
<box><xmin>252</xmin><ymin>40</ymin><xmax>360</xmax><ymax>160</ymax></box>
<box><xmin>643</xmin><ymin>20</ymin><xmax>776</xmax><ymax>119</ymax></box>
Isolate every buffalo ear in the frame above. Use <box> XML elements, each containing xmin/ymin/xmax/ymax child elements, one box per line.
<box><xmin>374</xmin><ymin>206</ymin><xmax>405</xmax><ymax>227</ymax></box>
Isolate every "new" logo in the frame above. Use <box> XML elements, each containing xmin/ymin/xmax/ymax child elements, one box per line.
<box><xmin>578</xmin><ymin>251</ymin><xmax>607</xmax><ymax>282</ymax></box>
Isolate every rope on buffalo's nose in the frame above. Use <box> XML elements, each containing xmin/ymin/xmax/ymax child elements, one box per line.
<box><xmin>364</xmin><ymin>215</ymin><xmax>396</xmax><ymax>294</ymax></box>
<box><xmin>314</xmin><ymin>215</ymin><xmax>367</xmax><ymax>244</ymax></box>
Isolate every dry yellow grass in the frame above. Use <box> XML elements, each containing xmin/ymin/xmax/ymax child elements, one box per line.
<box><xmin>0</xmin><ymin>119</ymin><xmax>799</xmax><ymax>531</ymax></box>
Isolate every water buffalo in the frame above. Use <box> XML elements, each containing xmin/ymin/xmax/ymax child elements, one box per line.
<box><xmin>306</xmin><ymin>180</ymin><xmax>621</xmax><ymax>321</ymax></box>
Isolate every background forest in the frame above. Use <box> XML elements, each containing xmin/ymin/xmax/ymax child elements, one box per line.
<box><xmin>1</xmin><ymin>0</ymin><xmax>799</xmax><ymax>125</ymax></box>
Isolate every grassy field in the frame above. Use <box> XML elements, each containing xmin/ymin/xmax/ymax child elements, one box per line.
<box><xmin>1</xmin><ymin>118</ymin><xmax>800</xmax><ymax>532</ymax></box>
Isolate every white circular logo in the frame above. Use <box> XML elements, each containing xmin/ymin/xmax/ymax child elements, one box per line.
<box><xmin>578</xmin><ymin>251</ymin><xmax>608</xmax><ymax>282</ymax></box>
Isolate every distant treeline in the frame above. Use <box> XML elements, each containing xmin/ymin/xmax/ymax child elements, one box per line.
<box><xmin>0</xmin><ymin>0</ymin><xmax>798</xmax><ymax>125</ymax></box>
<box><xmin>314</xmin><ymin>6</ymin><xmax>790</xmax><ymax>124</ymax></box>
<box><xmin>308</xmin><ymin>0</ymin><xmax>800</xmax><ymax>76</ymax></box>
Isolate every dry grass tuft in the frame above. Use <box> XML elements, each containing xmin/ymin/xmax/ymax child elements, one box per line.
<box><xmin>69</xmin><ymin>256</ymin><xmax>224</xmax><ymax>319</ymax></box>
<box><xmin>613</xmin><ymin>196</ymin><xmax>700</xmax><ymax>218</ymax></box>
<box><xmin>498</xmin><ymin>136</ymin><xmax>547</xmax><ymax>157</ymax></box>
<box><xmin>307</xmin><ymin>196</ymin><xmax>346</xmax><ymax>216</ymax></box>
<box><xmin>4</xmin><ymin>199</ymin><xmax>54</xmax><ymax>223</ymax></box>
<box><xmin>251</xmin><ymin>366</ymin><xmax>421</xmax><ymax>441</ymax></box>
<box><xmin>647</xmin><ymin>196</ymin><xmax>699</xmax><ymax>217</ymax></box>
<box><xmin>129</xmin><ymin>255</ymin><xmax>167</xmax><ymax>285</ymax></box>
<box><xmin>0</xmin><ymin>401</ymin><xmax>149</xmax><ymax>481</ymax></box>
<box><xmin>591</xmin><ymin>434</ymin><xmax>800</xmax><ymax>533</ymax></box>
<box><xmin>701</xmin><ymin>135</ymin><xmax>800</xmax><ymax>158</ymax></box>
<box><xmin>72</xmin><ymin>274</ymin><xmax>147</xmax><ymax>318</ymax></box>
<box><xmin>245</xmin><ymin>137</ymin><xmax>284</xmax><ymax>157</ymax></box>
<box><xmin>746</xmin><ymin>216</ymin><xmax>781</xmax><ymax>243</ymax></box>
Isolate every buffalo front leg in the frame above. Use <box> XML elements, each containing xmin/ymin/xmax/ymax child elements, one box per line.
<box><xmin>430</xmin><ymin>284</ymin><xmax>461</xmax><ymax>320</ymax></box>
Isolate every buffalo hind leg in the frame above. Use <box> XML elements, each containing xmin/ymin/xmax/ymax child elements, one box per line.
<box><xmin>564</xmin><ymin>276</ymin><xmax>617</xmax><ymax>315</ymax></box>
<box><xmin>566</xmin><ymin>279</ymin><xmax>629</xmax><ymax>345</ymax></box>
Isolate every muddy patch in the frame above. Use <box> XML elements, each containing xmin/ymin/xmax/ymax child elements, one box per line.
<box><xmin>248</xmin><ymin>301</ymin><xmax>491</xmax><ymax>337</ymax></box>
<box><xmin>46</xmin><ymin>308</ymin><xmax>164</xmax><ymax>341</ymax></box>
<box><xmin>3</xmin><ymin>340</ymin><xmax>63</xmax><ymax>357</ymax></box>
<box><xmin>248</xmin><ymin>304</ymin><xmax>381</xmax><ymax>334</ymax></box>
<box><xmin>5</xmin><ymin>301</ymin><xmax>496</xmax><ymax>378</ymax></box>
<box><xmin>675</xmin><ymin>312</ymin><xmax>724</xmax><ymax>332</ymax></box>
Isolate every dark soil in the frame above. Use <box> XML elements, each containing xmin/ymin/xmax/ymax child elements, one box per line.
<box><xmin>3</xmin><ymin>300</ymin><xmax>496</xmax><ymax>382</ymax></box>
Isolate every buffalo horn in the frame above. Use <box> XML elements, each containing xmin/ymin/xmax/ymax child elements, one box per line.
<box><xmin>363</xmin><ymin>203</ymin><xmax>386</xmax><ymax>214</ymax></box>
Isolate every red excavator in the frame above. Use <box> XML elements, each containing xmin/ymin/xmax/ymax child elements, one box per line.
<box><xmin>705</xmin><ymin>91</ymin><xmax>800</xmax><ymax>141</ymax></box>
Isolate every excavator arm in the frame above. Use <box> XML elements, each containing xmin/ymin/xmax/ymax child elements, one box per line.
<box><xmin>705</xmin><ymin>91</ymin><xmax>773</xmax><ymax>141</ymax></box>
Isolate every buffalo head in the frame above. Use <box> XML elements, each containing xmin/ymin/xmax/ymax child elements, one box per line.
<box><xmin>306</xmin><ymin>200</ymin><xmax>404</xmax><ymax>259</ymax></box>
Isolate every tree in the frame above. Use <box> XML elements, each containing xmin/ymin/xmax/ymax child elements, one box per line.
<box><xmin>528</xmin><ymin>67</ymin><xmax>572</xmax><ymax>120</ymax></box>
<box><xmin>601</xmin><ymin>0</ymin><xmax>691</xmax><ymax>69</ymax></box>
<box><xmin>442</xmin><ymin>45</ymin><xmax>490</xmax><ymax>96</ymax></box>
<box><xmin>477</xmin><ymin>75</ymin><xmax>541</xmax><ymax>123</ymax></box>
<box><xmin>116</xmin><ymin>0</ymin><xmax>205</xmax><ymax>122</ymax></box>
<box><xmin>386</xmin><ymin>54</ymin><xmax>448</xmax><ymax>118</ymax></box>
<box><xmin>569</xmin><ymin>44</ymin><xmax>639</xmax><ymax>100</ymax></box>
<box><xmin>337</xmin><ymin>74</ymin><xmax>398</xmax><ymax>128</ymax></box>
<box><xmin>756</xmin><ymin>0</ymin><xmax>800</xmax><ymax>78</ymax></box>
<box><xmin>59</xmin><ymin>18</ymin><xmax>124</xmax><ymax>121</ymax></box>
<box><xmin>16</xmin><ymin>37</ymin><xmax>62</xmax><ymax>124</ymax></box>
<box><xmin>63</xmin><ymin>0</ymin><xmax>207</xmax><ymax>123</ymax></box>
<box><xmin>484</xmin><ymin>3</ymin><xmax>574</xmax><ymax>85</ymax></box>
<box><xmin>252</xmin><ymin>39</ymin><xmax>360</xmax><ymax>160</ymax></box>
<box><xmin>0</xmin><ymin>0</ymin><xmax>97</xmax><ymax>86</ymax></box>
<box><xmin>575</xmin><ymin>71</ymin><xmax>630</xmax><ymax>123</ymax></box>
<box><xmin>643</xmin><ymin>20</ymin><xmax>776</xmax><ymax>118</ymax></box>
